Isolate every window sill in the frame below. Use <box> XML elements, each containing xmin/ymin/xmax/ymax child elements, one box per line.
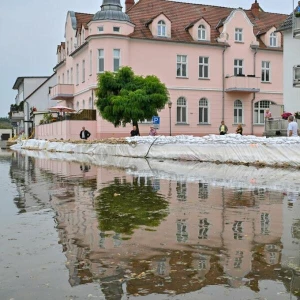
<box><xmin>234</xmin><ymin>41</ymin><xmax>244</xmax><ymax>44</ymax></box>
<box><xmin>76</xmin><ymin>84</ymin><xmax>79</xmax><ymax>86</ymax></box>
<box><xmin>176</xmin><ymin>76</ymin><xmax>189</xmax><ymax>79</ymax></box>
<box><xmin>232</xmin><ymin>123</ymin><xmax>246</xmax><ymax>126</ymax></box>
<box><xmin>253</xmin><ymin>124</ymin><xmax>264</xmax><ymax>126</ymax></box>
<box><xmin>175</xmin><ymin>123</ymin><xmax>189</xmax><ymax>125</ymax></box>
<box><xmin>198</xmin><ymin>77</ymin><xmax>210</xmax><ymax>80</ymax></box>
<box><xmin>261</xmin><ymin>81</ymin><xmax>272</xmax><ymax>84</ymax></box>
<box><xmin>82</xmin><ymin>81</ymin><xmax>85</xmax><ymax>83</ymax></box>
<box><xmin>198</xmin><ymin>123</ymin><xmax>211</xmax><ymax>125</ymax></box>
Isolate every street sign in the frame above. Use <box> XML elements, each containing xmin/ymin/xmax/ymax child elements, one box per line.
<box><xmin>152</xmin><ymin>116</ymin><xmax>160</xmax><ymax>124</ymax></box>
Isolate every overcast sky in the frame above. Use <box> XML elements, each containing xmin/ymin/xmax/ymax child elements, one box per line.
<box><xmin>0</xmin><ymin>0</ymin><xmax>294</xmax><ymax>118</ymax></box>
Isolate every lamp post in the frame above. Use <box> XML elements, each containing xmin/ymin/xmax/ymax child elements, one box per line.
<box><xmin>167</xmin><ymin>100</ymin><xmax>172</xmax><ymax>136</ymax></box>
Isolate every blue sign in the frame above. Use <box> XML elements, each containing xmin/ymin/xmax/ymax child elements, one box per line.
<box><xmin>152</xmin><ymin>116</ymin><xmax>160</xmax><ymax>125</ymax></box>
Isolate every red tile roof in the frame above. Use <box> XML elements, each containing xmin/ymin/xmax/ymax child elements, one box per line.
<box><xmin>75</xmin><ymin>12</ymin><xmax>93</xmax><ymax>30</ymax></box>
<box><xmin>127</xmin><ymin>0</ymin><xmax>288</xmax><ymax>47</ymax></box>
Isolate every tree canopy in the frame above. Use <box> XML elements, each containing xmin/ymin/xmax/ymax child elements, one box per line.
<box><xmin>95</xmin><ymin>66</ymin><xmax>169</xmax><ymax>127</ymax></box>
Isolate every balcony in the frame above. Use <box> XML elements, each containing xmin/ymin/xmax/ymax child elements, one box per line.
<box><xmin>225</xmin><ymin>75</ymin><xmax>260</xmax><ymax>93</ymax></box>
<box><xmin>293</xmin><ymin>14</ymin><xmax>300</xmax><ymax>38</ymax></box>
<box><xmin>10</xmin><ymin>111</ymin><xmax>24</xmax><ymax>122</ymax></box>
<box><xmin>50</xmin><ymin>84</ymin><xmax>74</xmax><ymax>100</ymax></box>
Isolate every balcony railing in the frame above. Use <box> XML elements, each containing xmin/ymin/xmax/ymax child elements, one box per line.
<box><xmin>10</xmin><ymin>111</ymin><xmax>24</xmax><ymax>122</ymax></box>
<box><xmin>50</xmin><ymin>84</ymin><xmax>74</xmax><ymax>100</ymax></box>
<box><xmin>225</xmin><ymin>75</ymin><xmax>260</xmax><ymax>93</ymax></box>
<box><xmin>293</xmin><ymin>14</ymin><xmax>300</xmax><ymax>38</ymax></box>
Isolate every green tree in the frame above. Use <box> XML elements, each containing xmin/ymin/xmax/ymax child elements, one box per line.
<box><xmin>95</xmin><ymin>178</ymin><xmax>169</xmax><ymax>236</ymax></box>
<box><xmin>95</xmin><ymin>66</ymin><xmax>169</xmax><ymax>129</ymax></box>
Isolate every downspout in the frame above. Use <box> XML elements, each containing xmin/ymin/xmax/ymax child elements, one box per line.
<box><xmin>251</xmin><ymin>47</ymin><xmax>258</xmax><ymax>135</ymax></box>
<box><xmin>222</xmin><ymin>45</ymin><xmax>227</xmax><ymax>121</ymax></box>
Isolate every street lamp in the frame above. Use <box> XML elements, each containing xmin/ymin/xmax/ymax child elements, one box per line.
<box><xmin>167</xmin><ymin>100</ymin><xmax>172</xmax><ymax>136</ymax></box>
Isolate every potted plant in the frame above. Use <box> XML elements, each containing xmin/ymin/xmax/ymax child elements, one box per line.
<box><xmin>295</xmin><ymin>11</ymin><xmax>300</xmax><ymax>18</ymax></box>
<box><xmin>294</xmin><ymin>111</ymin><xmax>300</xmax><ymax>119</ymax></box>
<box><xmin>281</xmin><ymin>112</ymin><xmax>292</xmax><ymax>120</ymax></box>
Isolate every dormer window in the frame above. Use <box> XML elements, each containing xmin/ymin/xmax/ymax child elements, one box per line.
<box><xmin>113</xmin><ymin>26</ymin><xmax>120</xmax><ymax>32</ymax></box>
<box><xmin>198</xmin><ymin>25</ymin><xmax>206</xmax><ymax>40</ymax></box>
<box><xmin>235</xmin><ymin>28</ymin><xmax>243</xmax><ymax>42</ymax></box>
<box><xmin>158</xmin><ymin>20</ymin><xmax>166</xmax><ymax>37</ymax></box>
<box><xmin>270</xmin><ymin>32</ymin><xmax>277</xmax><ymax>47</ymax></box>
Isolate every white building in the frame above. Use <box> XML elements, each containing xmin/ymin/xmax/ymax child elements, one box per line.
<box><xmin>278</xmin><ymin>14</ymin><xmax>300</xmax><ymax>113</ymax></box>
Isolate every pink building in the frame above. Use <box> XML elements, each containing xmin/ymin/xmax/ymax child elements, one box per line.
<box><xmin>48</xmin><ymin>0</ymin><xmax>287</xmax><ymax>138</ymax></box>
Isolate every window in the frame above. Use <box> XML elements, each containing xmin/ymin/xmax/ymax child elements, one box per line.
<box><xmin>158</xmin><ymin>20</ymin><xmax>166</xmax><ymax>37</ymax></box>
<box><xmin>199</xmin><ymin>98</ymin><xmax>209</xmax><ymax>124</ymax></box>
<box><xmin>82</xmin><ymin>29</ymin><xmax>85</xmax><ymax>44</ymax></box>
<box><xmin>76</xmin><ymin>63</ymin><xmax>79</xmax><ymax>85</ymax></box>
<box><xmin>176</xmin><ymin>219</ymin><xmax>188</xmax><ymax>243</ymax></box>
<box><xmin>234</xmin><ymin>251</ymin><xmax>244</xmax><ymax>269</ymax></box>
<box><xmin>98</xmin><ymin>26</ymin><xmax>104</xmax><ymax>32</ymax></box>
<box><xmin>58</xmin><ymin>76</ymin><xmax>60</xmax><ymax>84</ymax></box>
<box><xmin>89</xmin><ymin>50</ymin><xmax>92</xmax><ymax>75</ymax></box>
<box><xmin>254</xmin><ymin>100</ymin><xmax>275</xmax><ymax>124</ymax></box>
<box><xmin>176</xmin><ymin>182</ymin><xmax>187</xmax><ymax>201</ymax></box>
<box><xmin>76</xmin><ymin>101</ymin><xmax>79</xmax><ymax>111</ymax></box>
<box><xmin>82</xmin><ymin>99</ymin><xmax>85</xmax><ymax>109</ymax></box>
<box><xmin>262</xmin><ymin>61</ymin><xmax>271</xmax><ymax>82</ymax></box>
<box><xmin>89</xmin><ymin>97</ymin><xmax>93</xmax><ymax>109</ymax></box>
<box><xmin>199</xmin><ymin>57</ymin><xmax>209</xmax><ymax>78</ymax></box>
<box><xmin>198</xmin><ymin>255</ymin><xmax>208</xmax><ymax>270</ymax></box>
<box><xmin>234</xmin><ymin>59</ymin><xmax>243</xmax><ymax>76</ymax></box>
<box><xmin>67</xmin><ymin>41</ymin><xmax>69</xmax><ymax>55</ymax></box>
<box><xmin>235</xmin><ymin>28</ymin><xmax>243</xmax><ymax>42</ymax></box>
<box><xmin>270</xmin><ymin>32</ymin><xmax>277</xmax><ymax>47</ymax></box>
<box><xmin>113</xmin><ymin>26</ymin><xmax>120</xmax><ymax>32</ymax></box>
<box><xmin>198</xmin><ymin>182</ymin><xmax>208</xmax><ymax>199</ymax></box>
<box><xmin>70</xmin><ymin>38</ymin><xmax>73</xmax><ymax>52</ymax></box>
<box><xmin>261</xmin><ymin>213</ymin><xmax>270</xmax><ymax>235</ymax></box>
<box><xmin>198</xmin><ymin>24</ymin><xmax>206</xmax><ymax>40</ymax></box>
<box><xmin>177</xmin><ymin>55</ymin><xmax>187</xmax><ymax>77</ymax></box>
<box><xmin>62</xmin><ymin>73</ymin><xmax>65</xmax><ymax>84</ymax></box>
<box><xmin>232</xmin><ymin>221</ymin><xmax>243</xmax><ymax>240</ymax></box>
<box><xmin>113</xmin><ymin>49</ymin><xmax>120</xmax><ymax>71</ymax></box>
<box><xmin>234</xmin><ymin>100</ymin><xmax>243</xmax><ymax>124</ymax></box>
<box><xmin>70</xmin><ymin>68</ymin><xmax>73</xmax><ymax>84</ymax></box>
<box><xmin>67</xmin><ymin>70</ymin><xmax>69</xmax><ymax>84</ymax></box>
<box><xmin>177</xmin><ymin>97</ymin><xmax>187</xmax><ymax>123</ymax></box>
<box><xmin>198</xmin><ymin>218</ymin><xmax>210</xmax><ymax>239</ymax></box>
<box><xmin>82</xmin><ymin>60</ymin><xmax>85</xmax><ymax>82</ymax></box>
<box><xmin>98</xmin><ymin>49</ymin><xmax>104</xmax><ymax>73</ymax></box>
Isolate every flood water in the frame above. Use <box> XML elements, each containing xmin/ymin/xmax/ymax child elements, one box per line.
<box><xmin>0</xmin><ymin>150</ymin><xmax>300</xmax><ymax>300</ymax></box>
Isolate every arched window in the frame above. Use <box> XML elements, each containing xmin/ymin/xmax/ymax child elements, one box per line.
<box><xmin>198</xmin><ymin>25</ymin><xmax>206</xmax><ymax>40</ymax></box>
<box><xmin>158</xmin><ymin>20</ymin><xmax>166</xmax><ymax>37</ymax></box>
<box><xmin>234</xmin><ymin>100</ymin><xmax>243</xmax><ymax>124</ymax></box>
<box><xmin>270</xmin><ymin>32</ymin><xmax>277</xmax><ymax>47</ymax></box>
<box><xmin>177</xmin><ymin>97</ymin><xmax>187</xmax><ymax>123</ymax></box>
<box><xmin>199</xmin><ymin>98</ymin><xmax>209</xmax><ymax>124</ymax></box>
<box><xmin>89</xmin><ymin>97</ymin><xmax>93</xmax><ymax>109</ymax></box>
<box><xmin>254</xmin><ymin>100</ymin><xmax>275</xmax><ymax>124</ymax></box>
<box><xmin>82</xmin><ymin>99</ymin><xmax>85</xmax><ymax>109</ymax></box>
<box><xmin>76</xmin><ymin>101</ymin><xmax>79</xmax><ymax>111</ymax></box>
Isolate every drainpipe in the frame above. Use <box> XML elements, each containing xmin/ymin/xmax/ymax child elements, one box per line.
<box><xmin>251</xmin><ymin>46</ymin><xmax>258</xmax><ymax>135</ymax></box>
<box><xmin>222</xmin><ymin>45</ymin><xmax>227</xmax><ymax>121</ymax></box>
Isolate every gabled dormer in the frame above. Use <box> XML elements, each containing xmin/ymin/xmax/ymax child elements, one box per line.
<box><xmin>185</xmin><ymin>17</ymin><xmax>211</xmax><ymax>42</ymax></box>
<box><xmin>216</xmin><ymin>9</ymin><xmax>259</xmax><ymax>47</ymax></box>
<box><xmin>258</xmin><ymin>26</ymin><xmax>281</xmax><ymax>48</ymax></box>
<box><xmin>145</xmin><ymin>12</ymin><xmax>171</xmax><ymax>38</ymax></box>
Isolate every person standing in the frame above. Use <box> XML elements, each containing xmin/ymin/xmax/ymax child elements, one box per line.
<box><xmin>80</xmin><ymin>126</ymin><xmax>91</xmax><ymax>140</ymax></box>
<box><xmin>149</xmin><ymin>126</ymin><xmax>157</xmax><ymax>136</ymax></box>
<box><xmin>287</xmin><ymin>115</ymin><xmax>298</xmax><ymax>137</ymax></box>
<box><xmin>264</xmin><ymin>108</ymin><xmax>272</xmax><ymax>120</ymax></box>
<box><xmin>236</xmin><ymin>124</ymin><xmax>243</xmax><ymax>135</ymax></box>
<box><xmin>130</xmin><ymin>125</ymin><xmax>140</xmax><ymax>137</ymax></box>
<box><xmin>219</xmin><ymin>121</ymin><xmax>228</xmax><ymax>135</ymax></box>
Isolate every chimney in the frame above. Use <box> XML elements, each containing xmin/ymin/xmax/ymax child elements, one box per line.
<box><xmin>251</xmin><ymin>0</ymin><xmax>260</xmax><ymax>18</ymax></box>
<box><xmin>125</xmin><ymin>0</ymin><xmax>135</xmax><ymax>11</ymax></box>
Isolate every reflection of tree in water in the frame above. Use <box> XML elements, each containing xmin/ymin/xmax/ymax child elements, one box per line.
<box><xmin>292</xmin><ymin>219</ymin><xmax>300</xmax><ymax>240</ymax></box>
<box><xmin>95</xmin><ymin>177</ymin><xmax>169</xmax><ymax>236</ymax></box>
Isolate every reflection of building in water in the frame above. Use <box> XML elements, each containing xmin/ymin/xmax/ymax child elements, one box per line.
<box><xmin>30</xmin><ymin>156</ymin><xmax>300</xmax><ymax>298</ymax></box>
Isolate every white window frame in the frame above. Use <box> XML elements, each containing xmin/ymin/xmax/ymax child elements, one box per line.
<box><xmin>254</xmin><ymin>100</ymin><xmax>275</xmax><ymax>124</ymax></box>
<box><xmin>234</xmin><ymin>99</ymin><xmax>243</xmax><ymax>124</ymax></box>
<box><xmin>113</xmin><ymin>49</ymin><xmax>120</xmax><ymax>72</ymax></box>
<box><xmin>177</xmin><ymin>55</ymin><xmax>187</xmax><ymax>77</ymax></box>
<box><xmin>270</xmin><ymin>32</ymin><xmax>277</xmax><ymax>47</ymax></box>
<box><xmin>89</xmin><ymin>50</ymin><xmax>92</xmax><ymax>75</ymax></box>
<box><xmin>235</xmin><ymin>28</ymin><xmax>243</xmax><ymax>42</ymax></box>
<box><xmin>234</xmin><ymin>59</ymin><xmax>243</xmax><ymax>76</ymax></box>
<box><xmin>113</xmin><ymin>26</ymin><xmax>120</xmax><ymax>33</ymax></box>
<box><xmin>98</xmin><ymin>49</ymin><xmax>104</xmax><ymax>73</ymax></box>
<box><xmin>199</xmin><ymin>56</ymin><xmax>209</xmax><ymax>79</ymax></box>
<box><xmin>67</xmin><ymin>70</ymin><xmax>69</xmax><ymax>84</ymax></box>
<box><xmin>198</xmin><ymin>24</ymin><xmax>206</xmax><ymax>40</ymax></box>
<box><xmin>176</xmin><ymin>97</ymin><xmax>187</xmax><ymax>123</ymax></box>
<box><xmin>76</xmin><ymin>63</ymin><xmax>79</xmax><ymax>85</ymax></box>
<box><xmin>199</xmin><ymin>98</ymin><xmax>209</xmax><ymax>124</ymax></box>
<box><xmin>70</xmin><ymin>68</ymin><xmax>73</xmax><ymax>84</ymax></box>
<box><xmin>158</xmin><ymin>20</ymin><xmax>166</xmax><ymax>37</ymax></box>
<box><xmin>82</xmin><ymin>60</ymin><xmax>85</xmax><ymax>83</ymax></box>
<box><xmin>98</xmin><ymin>26</ymin><xmax>104</xmax><ymax>32</ymax></box>
<box><xmin>89</xmin><ymin>97</ymin><xmax>93</xmax><ymax>109</ymax></box>
<box><xmin>261</xmin><ymin>61</ymin><xmax>271</xmax><ymax>82</ymax></box>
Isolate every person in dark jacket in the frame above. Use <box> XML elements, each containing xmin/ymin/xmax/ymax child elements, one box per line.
<box><xmin>80</xmin><ymin>127</ymin><xmax>91</xmax><ymax>140</ymax></box>
<box><xmin>219</xmin><ymin>121</ymin><xmax>228</xmax><ymax>135</ymax></box>
<box><xmin>130</xmin><ymin>125</ymin><xmax>140</xmax><ymax>137</ymax></box>
<box><xmin>236</xmin><ymin>124</ymin><xmax>243</xmax><ymax>135</ymax></box>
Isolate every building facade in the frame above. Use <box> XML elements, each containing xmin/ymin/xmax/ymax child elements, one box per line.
<box><xmin>50</xmin><ymin>0</ymin><xmax>287</xmax><ymax>138</ymax></box>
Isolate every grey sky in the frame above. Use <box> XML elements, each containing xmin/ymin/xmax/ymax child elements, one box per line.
<box><xmin>0</xmin><ymin>0</ymin><xmax>294</xmax><ymax>118</ymax></box>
